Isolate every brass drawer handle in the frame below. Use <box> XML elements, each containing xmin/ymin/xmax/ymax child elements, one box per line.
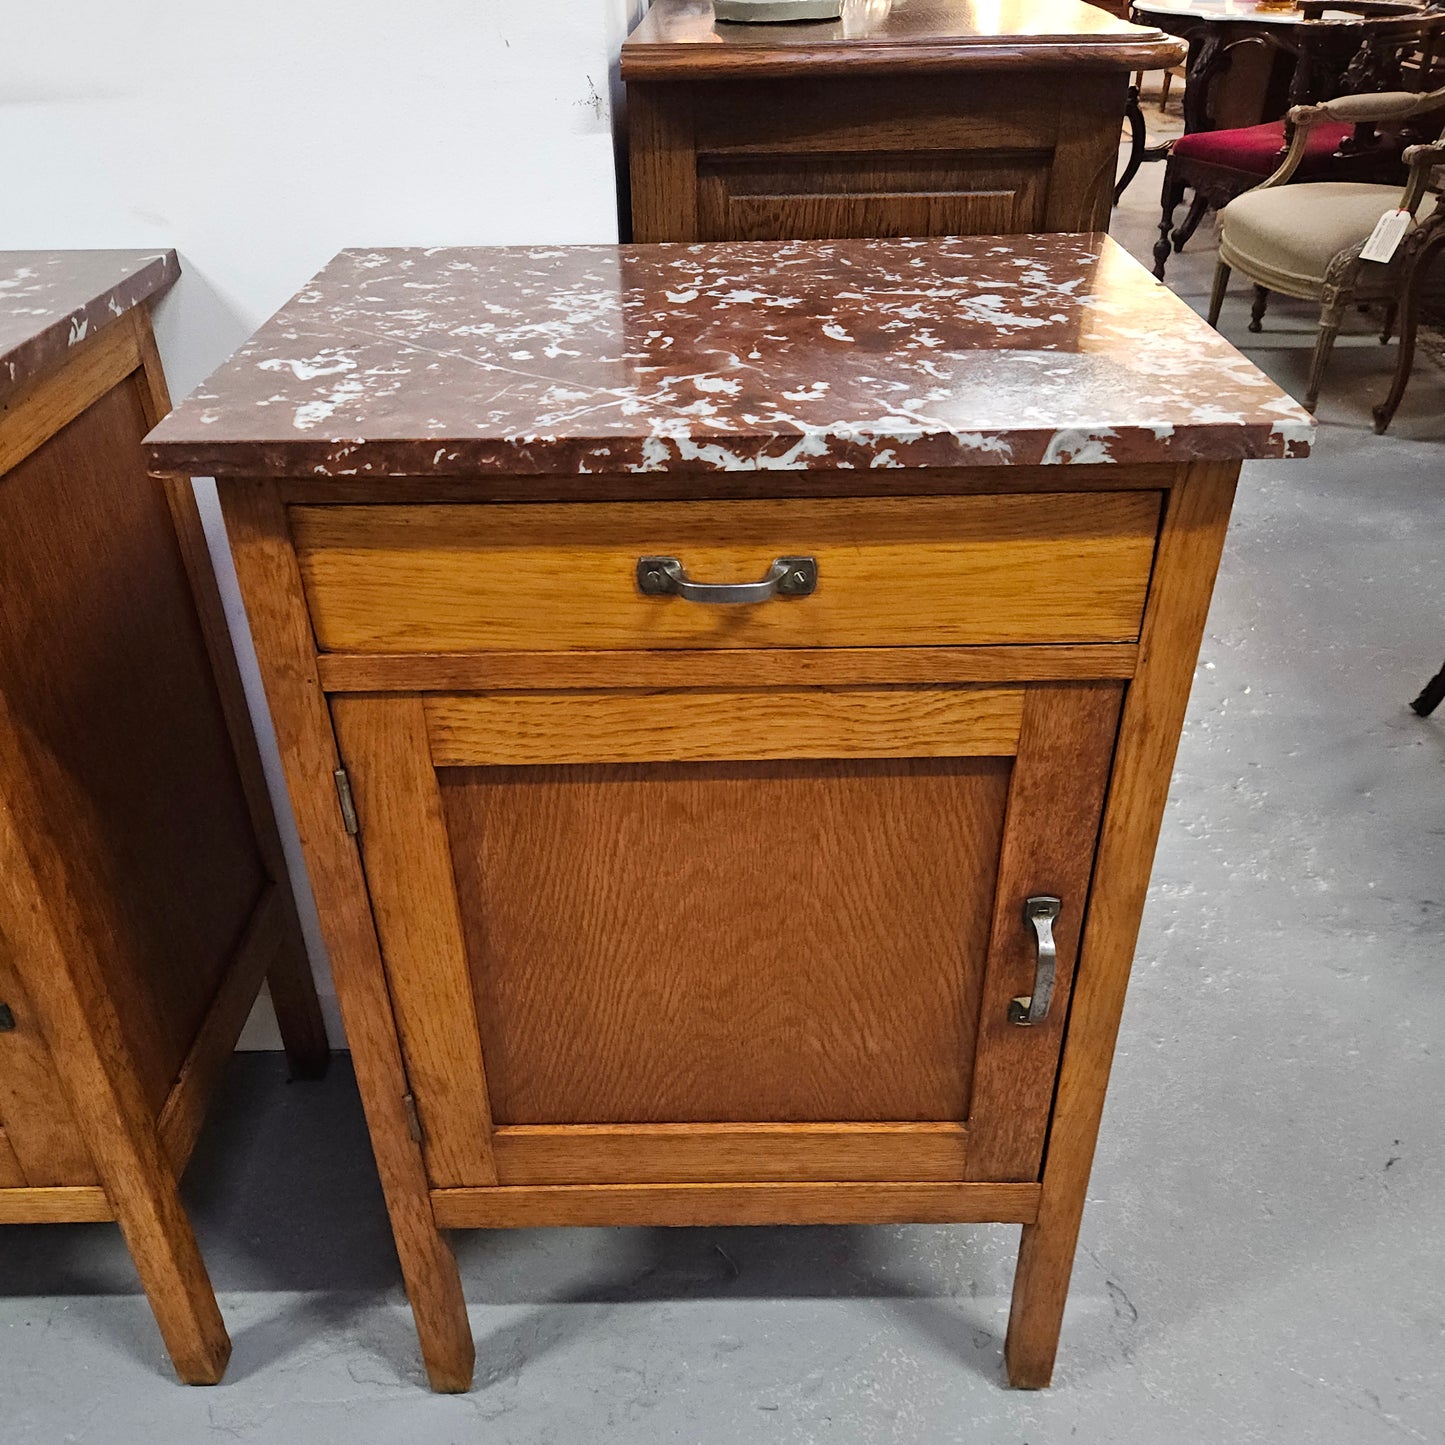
<box><xmin>1010</xmin><ymin>895</ymin><xmax>1062</xmax><ymax>1027</ymax></box>
<box><xmin>637</xmin><ymin>555</ymin><xmax>817</xmax><ymax>604</ymax></box>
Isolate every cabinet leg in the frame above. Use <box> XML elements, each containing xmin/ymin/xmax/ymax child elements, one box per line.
<box><xmin>1004</xmin><ymin>1206</ymin><xmax>1084</xmax><ymax>1388</ymax></box>
<box><xmin>265</xmin><ymin>908</ymin><xmax>330</xmax><ymax>1080</ymax></box>
<box><xmin>393</xmin><ymin>1213</ymin><xmax>475</xmax><ymax>1392</ymax></box>
<box><xmin>113</xmin><ymin>1170</ymin><xmax>232</xmax><ymax>1384</ymax></box>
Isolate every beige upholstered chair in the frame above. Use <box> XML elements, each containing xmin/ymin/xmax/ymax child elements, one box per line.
<box><xmin>1208</xmin><ymin>86</ymin><xmax>1445</xmax><ymax>414</ymax></box>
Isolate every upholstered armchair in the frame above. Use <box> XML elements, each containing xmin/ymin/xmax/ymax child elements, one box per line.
<box><xmin>1207</xmin><ymin>87</ymin><xmax>1445</xmax><ymax>417</ymax></box>
<box><xmin>1153</xmin><ymin>6</ymin><xmax>1445</xmax><ymax>281</ymax></box>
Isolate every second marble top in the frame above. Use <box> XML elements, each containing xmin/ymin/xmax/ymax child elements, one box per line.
<box><xmin>145</xmin><ymin>235</ymin><xmax>1313</xmax><ymax>480</ymax></box>
<box><xmin>1</xmin><ymin>249</ymin><xmax>178</xmax><ymax>398</ymax></box>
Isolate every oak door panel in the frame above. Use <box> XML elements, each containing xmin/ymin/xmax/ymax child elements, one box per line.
<box><xmin>443</xmin><ymin>755</ymin><xmax>1011</xmax><ymax>1125</ymax></box>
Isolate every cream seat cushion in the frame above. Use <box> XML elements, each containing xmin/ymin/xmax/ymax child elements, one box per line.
<box><xmin>1218</xmin><ymin>182</ymin><xmax>1439</xmax><ymax>297</ymax></box>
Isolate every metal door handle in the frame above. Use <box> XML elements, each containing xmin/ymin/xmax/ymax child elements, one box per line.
<box><xmin>637</xmin><ymin>555</ymin><xmax>817</xmax><ymax>604</ymax></box>
<box><xmin>1010</xmin><ymin>895</ymin><xmax>1062</xmax><ymax>1026</ymax></box>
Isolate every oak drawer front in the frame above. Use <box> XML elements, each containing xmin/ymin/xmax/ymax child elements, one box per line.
<box><xmin>291</xmin><ymin>493</ymin><xmax>1161</xmax><ymax>654</ymax></box>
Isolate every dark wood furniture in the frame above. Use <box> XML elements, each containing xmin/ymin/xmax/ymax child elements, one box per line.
<box><xmin>1137</xmin><ymin>0</ymin><xmax>1445</xmax><ymax>276</ymax></box>
<box><xmin>146</xmin><ymin>234</ymin><xmax>1312</xmax><ymax>1393</ymax></box>
<box><xmin>0</xmin><ymin>251</ymin><xmax>329</xmax><ymax>1384</ymax></box>
<box><xmin>622</xmin><ymin>0</ymin><xmax>1185</xmax><ymax>242</ymax></box>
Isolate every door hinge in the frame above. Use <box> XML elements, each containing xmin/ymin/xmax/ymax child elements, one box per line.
<box><xmin>402</xmin><ymin>1092</ymin><xmax>423</xmax><ymax>1144</ymax></box>
<box><xmin>333</xmin><ymin>767</ymin><xmax>359</xmax><ymax>835</ymax></box>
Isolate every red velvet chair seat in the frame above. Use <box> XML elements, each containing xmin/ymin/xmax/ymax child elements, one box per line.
<box><xmin>1171</xmin><ymin>119</ymin><xmax>1357</xmax><ymax>176</ymax></box>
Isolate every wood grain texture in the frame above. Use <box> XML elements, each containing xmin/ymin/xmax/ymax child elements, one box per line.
<box><xmin>131</xmin><ymin>309</ymin><xmax>329</xmax><ymax>1082</ymax></box>
<box><xmin>316</xmin><ymin>644</ymin><xmax>1139</xmax><ymax>693</ymax></box>
<box><xmin>442</xmin><ymin>755</ymin><xmax>1010</xmax><ymax>1125</ymax></box>
<box><xmin>276</xmin><ymin>463</ymin><xmax>1179</xmax><ymax>507</ymax></box>
<box><xmin>1005</xmin><ymin>462</ymin><xmax>1240</xmax><ymax>1389</ymax></box>
<box><xmin>0</xmin><ymin>1186</ymin><xmax>113</xmax><ymax>1224</ymax></box>
<box><xmin>965</xmin><ymin>683</ymin><xmax>1123</xmax><ymax>1181</ymax></box>
<box><xmin>291</xmin><ymin>493</ymin><xmax>1162</xmax><ymax>654</ymax></box>
<box><xmin>492</xmin><ymin>1122</ymin><xmax>968</xmax><ymax>1185</ymax></box>
<box><xmin>0</xmin><ymin>373</ymin><xmax>265</xmax><ymax>1115</ymax></box>
<box><xmin>432</xmin><ymin>1180</ymin><xmax>1041</xmax><ymax>1229</ymax></box>
<box><xmin>218</xmin><ymin>479</ymin><xmax>475</xmax><ymax>1392</ymax></box>
<box><xmin>0</xmin><ymin>1130</ymin><xmax>25</xmax><ymax>1189</ymax></box>
<box><xmin>691</xmin><ymin>75</ymin><xmax>1060</xmax><ymax>154</ymax></box>
<box><xmin>0</xmin><ymin>311</ymin><xmax>140</xmax><ymax>476</ymax></box>
<box><xmin>1042</xmin><ymin>73</ymin><xmax>1126</xmax><ymax>231</ymax></box>
<box><xmin>0</xmin><ymin>952</ymin><xmax>98</xmax><ymax>1185</ymax></box>
<box><xmin>628</xmin><ymin>85</ymin><xmax>700</xmax><ymax>243</ymax></box>
<box><xmin>697</xmin><ymin>155</ymin><xmax>1049</xmax><ymax>241</ymax></box>
<box><xmin>425</xmin><ymin>686</ymin><xmax>1023</xmax><ymax>767</ymax></box>
<box><xmin>156</xmin><ymin>884</ymin><xmax>286</xmax><ymax>1175</ymax></box>
<box><xmin>330</xmin><ymin>696</ymin><xmax>497</xmax><ymax>1188</ymax></box>
<box><xmin>0</xmin><ymin>719</ymin><xmax>230</xmax><ymax>1382</ymax></box>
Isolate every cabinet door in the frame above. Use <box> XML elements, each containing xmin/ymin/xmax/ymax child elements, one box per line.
<box><xmin>331</xmin><ymin>681</ymin><xmax>1121</xmax><ymax>1191</ymax></box>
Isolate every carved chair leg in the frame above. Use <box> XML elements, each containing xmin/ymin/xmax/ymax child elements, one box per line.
<box><xmin>1115</xmin><ymin>86</ymin><xmax>1147</xmax><ymax>206</ymax></box>
<box><xmin>1172</xmin><ymin>190</ymin><xmax>1211</xmax><ymax>253</ymax></box>
<box><xmin>1304</xmin><ymin>290</ymin><xmax>1346</xmax><ymax>413</ymax></box>
<box><xmin>1207</xmin><ymin>261</ymin><xmax>1232</xmax><ymax>327</ymax></box>
<box><xmin>1154</xmin><ymin>170</ymin><xmax>1187</xmax><ymax>280</ymax></box>
<box><xmin>1378</xmin><ymin>302</ymin><xmax>1397</xmax><ymax>345</ymax></box>
<box><xmin>1374</xmin><ymin>232</ymin><xmax>1445</xmax><ymax>434</ymax></box>
<box><xmin>1412</xmin><ymin>659</ymin><xmax>1445</xmax><ymax>717</ymax></box>
<box><xmin>1249</xmin><ymin>284</ymin><xmax>1270</xmax><ymax>333</ymax></box>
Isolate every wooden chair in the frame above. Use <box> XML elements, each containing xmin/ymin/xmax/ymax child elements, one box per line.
<box><xmin>1154</xmin><ymin>6</ymin><xmax>1445</xmax><ymax>280</ymax></box>
<box><xmin>1208</xmin><ymin>91</ymin><xmax>1445</xmax><ymax>414</ymax></box>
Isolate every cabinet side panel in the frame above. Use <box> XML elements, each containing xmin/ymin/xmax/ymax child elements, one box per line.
<box><xmin>0</xmin><ymin>377</ymin><xmax>265</xmax><ymax>1113</ymax></box>
<box><xmin>0</xmin><ymin>950</ymin><xmax>98</xmax><ymax>1185</ymax></box>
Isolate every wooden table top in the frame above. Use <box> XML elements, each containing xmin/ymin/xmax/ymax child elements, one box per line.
<box><xmin>0</xmin><ymin>250</ymin><xmax>178</xmax><ymax>399</ymax></box>
<box><xmin>621</xmin><ymin>0</ymin><xmax>1186</xmax><ymax>76</ymax></box>
<box><xmin>144</xmin><ymin>235</ymin><xmax>1312</xmax><ymax>481</ymax></box>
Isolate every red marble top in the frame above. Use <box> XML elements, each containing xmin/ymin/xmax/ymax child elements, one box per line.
<box><xmin>145</xmin><ymin>235</ymin><xmax>1312</xmax><ymax>480</ymax></box>
<box><xmin>0</xmin><ymin>250</ymin><xmax>179</xmax><ymax>398</ymax></box>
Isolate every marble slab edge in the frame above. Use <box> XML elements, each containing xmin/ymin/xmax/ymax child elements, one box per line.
<box><xmin>144</xmin><ymin>420</ymin><xmax>1311</xmax><ymax>482</ymax></box>
<box><xmin>0</xmin><ymin>250</ymin><xmax>179</xmax><ymax>400</ymax></box>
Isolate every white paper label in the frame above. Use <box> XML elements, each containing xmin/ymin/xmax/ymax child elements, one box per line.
<box><xmin>1360</xmin><ymin>209</ymin><xmax>1412</xmax><ymax>264</ymax></box>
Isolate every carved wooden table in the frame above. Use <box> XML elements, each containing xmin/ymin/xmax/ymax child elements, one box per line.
<box><xmin>146</xmin><ymin>234</ymin><xmax>1312</xmax><ymax>1392</ymax></box>
<box><xmin>0</xmin><ymin>251</ymin><xmax>328</xmax><ymax>1383</ymax></box>
<box><xmin>623</xmin><ymin>0</ymin><xmax>1185</xmax><ymax>241</ymax></box>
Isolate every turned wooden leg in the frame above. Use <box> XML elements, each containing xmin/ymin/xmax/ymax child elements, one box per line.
<box><xmin>1207</xmin><ymin>261</ymin><xmax>1231</xmax><ymax>327</ymax></box>
<box><xmin>1304</xmin><ymin>293</ymin><xmax>1345</xmax><ymax>413</ymax></box>
<box><xmin>1171</xmin><ymin>190</ymin><xmax>1210</xmax><ymax>253</ymax></box>
<box><xmin>1153</xmin><ymin>171</ymin><xmax>1186</xmax><ymax>280</ymax></box>
<box><xmin>1249</xmin><ymin>284</ymin><xmax>1269</xmax><ymax>333</ymax></box>
<box><xmin>265</xmin><ymin>904</ymin><xmax>330</xmax><ymax>1080</ymax></box>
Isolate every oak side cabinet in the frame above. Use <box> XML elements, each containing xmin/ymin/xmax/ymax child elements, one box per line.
<box><xmin>0</xmin><ymin>251</ymin><xmax>329</xmax><ymax>1384</ymax></box>
<box><xmin>623</xmin><ymin>0</ymin><xmax>1185</xmax><ymax>242</ymax></box>
<box><xmin>146</xmin><ymin>235</ymin><xmax>1312</xmax><ymax>1392</ymax></box>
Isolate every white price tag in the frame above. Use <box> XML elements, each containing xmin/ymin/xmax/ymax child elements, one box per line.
<box><xmin>1360</xmin><ymin>209</ymin><xmax>1412</xmax><ymax>264</ymax></box>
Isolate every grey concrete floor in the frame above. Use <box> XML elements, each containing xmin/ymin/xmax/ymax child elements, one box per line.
<box><xmin>4</xmin><ymin>126</ymin><xmax>1444</xmax><ymax>1443</ymax></box>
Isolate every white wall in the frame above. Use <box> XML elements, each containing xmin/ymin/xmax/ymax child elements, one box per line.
<box><xmin>1</xmin><ymin>0</ymin><xmax>644</xmax><ymax>1046</ymax></box>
